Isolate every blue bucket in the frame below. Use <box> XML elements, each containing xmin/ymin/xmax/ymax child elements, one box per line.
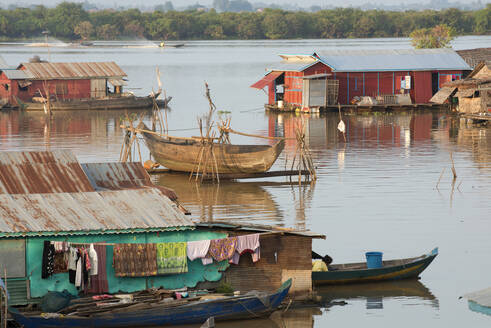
<box><xmin>365</xmin><ymin>252</ymin><xmax>383</xmax><ymax>269</ymax></box>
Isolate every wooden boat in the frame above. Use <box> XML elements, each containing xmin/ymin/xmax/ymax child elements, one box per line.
<box><xmin>312</xmin><ymin>248</ymin><xmax>438</xmax><ymax>285</ymax></box>
<box><xmin>22</xmin><ymin>94</ymin><xmax>171</xmax><ymax>111</ymax></box>
<box><xmin>9</xmin><ymin>279</ymin><xmax>292</xmax><ymax>328</ymax></box>
<box><xmin>141</xmin><ymin>125</ymin><xmax>285</xmax><ymax>174</ymax></box>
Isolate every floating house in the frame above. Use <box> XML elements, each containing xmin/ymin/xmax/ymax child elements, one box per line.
<box><xmin>0</xmin><ymin>150</ymin><xmax>323</xmax><ymax>305</ymax></box>
<box><xmin>431</xmin><ymin>61</ymin><xmax>491</xmax><ymax>119</ymax></box>
<box><xmin>251</xmin><ymin>49</ymin><xmax>471</xmax><ymax>111</ymax></box>
<box><xmin>0</xmin><ymin>61</ymin><xmax>159</xmax><ymax>110</ymax></box>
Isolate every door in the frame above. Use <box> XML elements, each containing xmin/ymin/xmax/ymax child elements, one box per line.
<box><xmin>309</xmin><ymin>79</ymin><xmax>327</xmax><ymax>107</ymax></box>
<box><xmin>431</xmin><ymin>73</ymin><xmax>439</xmax><ymax>95</ymax></box>
<box><xmin>90</xmin><ymin>79</ymin><xmax>106</xmax><ymax>98</ymax></box>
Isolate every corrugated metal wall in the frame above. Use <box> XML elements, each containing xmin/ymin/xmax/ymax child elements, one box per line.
<box><xmin>284</xmin><ymin>71</ymin><xmax>303</xmax><ymax>106</ymax></box>
<box><xmin>91</xmin><ymin>79</ymin><xmax>106</xmax><ymax>98</ymax></box>
<box><xmin>414</xmin><ymin>71</ymin><xmax>433</xmax><ymax>103</ymax></box>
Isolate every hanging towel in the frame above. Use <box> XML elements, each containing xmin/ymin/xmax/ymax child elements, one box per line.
<box><xmin>208</xmin><ymin>237</ymin><xmax>237</xmax><ymax>262</ymax></box>
<box><xmin>75</xmin><ymin>256</ymin><xmax>82</xmax><ymax>287</ymax></box>
<box><xmin>113</xmin><ymin>244</ymin><xmax>157</xmax><ymax>277</ymax></box>
<box><xmin>187</xmin><ymin>240</ymin><xmax>211</xmax><ymax>261</ymax></box>
<box><xmin>88</xmin><ymin>245</ymin><xmax>109</xmax><ymax>294</ymax></box>
<box><xmin>156</xmin><ymin>242</ymin><xmax>188</xmax><ymax>275</ymax></box>
<box><xmin>41</xmin><ymin>241</ymin><xmax>55</xmax><ymax>279</ymax></box>
<box><xmin>88</xmin><ymin>244</ymin><xmax>98</xmax><ymax>276</ymax></box>
<box><xmin>53</xmin><ymin>252</ymin><xmax>68</xmax><ymax>273</ymax></box>
<box><xmin>68</xmin><ymin>247</ymin><xmax>78</xmax><ymax>271</ymax></box>
<box><xmin>230</xmin><ymin>234</ymin><xmax>261</xmax><ymax>265</ymax></box>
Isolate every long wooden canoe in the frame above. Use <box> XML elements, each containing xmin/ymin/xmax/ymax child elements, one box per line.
<box><xmin>141</xmin><ymin>128</ymin><xmax>285</xmax><ymax>174</ymax></box>
<box><xmin>9</xmin><ymin>279</ymin><xmax>292</xmax><ymax>328</ymax></box>
<box><xmin>312</xmin><ymin>248</ymin><xmax>438</xmax><ymax>285</ymax></box>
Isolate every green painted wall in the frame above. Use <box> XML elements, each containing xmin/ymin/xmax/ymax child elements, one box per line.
<box><xmin>26</xmin><ymin>230</ymin><xmax>228</xmax><ymax>298</ymax></box>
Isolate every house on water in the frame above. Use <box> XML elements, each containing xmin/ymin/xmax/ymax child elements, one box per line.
<box><xmin>431</xmin><ymin>61</ymin><xmax>491</xmax><ymax>120</ymax></box>
<box><xmin>251</xmin><ymin>49</ymin><xmax>471</xmax><ymax>111</ymax></box>
<box><xmin>0</xmin><ymin>150</ymin><xmax>323</xmax><ymax>305</ymax></box>
<box><xmin>0</xmin><ymin>61</ymin><xmax>159</xmax><ymax>110</ymax></box>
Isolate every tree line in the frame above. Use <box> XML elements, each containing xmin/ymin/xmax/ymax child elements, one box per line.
<box><xmin>0</xmin><ymin>2</ymin><xmax>488</xmax><ymax>41</ymax></box>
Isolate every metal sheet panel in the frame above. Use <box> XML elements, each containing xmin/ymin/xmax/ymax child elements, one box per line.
<box><xmin>250</xmin><ymin>71</ymin><xmax>283</xmax><ymax>89</ymax></box>
<box><xmin>108</xmin><ymin>79</ymin><xmax>128</xmax><ymax>86</ymax></box>
<box><xmin>90</xmin><ymin>79</ymin><xmax>106</xmax><ymax>98</ymax></box>
<box><xmin>0</xmin><ymin>150</ymin><xmax>94</xmax><ymax>194</ymax></box>
<box><xmin>316</xmin><ymin>49</ymin><xmax>471</xmax><ymax>72</ymax></box>
<box><xmin>5</xmin><ymin>278</ymin><xmax>30</xmax><ymax>306</ymax></box>
<box><xmin>0</xmin><ymin>239</ymin><xmax>25</xmax><ymax>277</ymax></box>
<box><xmin>309</xmin><ymin>79</ymin><xmax>327</xmax><ymax>106</ymax></box>
<box><xmin>81</xmin><ymin>162</ymin><xmax>152</xmax><ymax>191</ymax></box>
<box><xmin>20</xmin><ymin>62</ymin><xmax>127</xmax><ymax>80</ymax></box>
<box><xmin>3</xmin><ymin>70</ymin><xmax>29</xmax><ymax>80</ymax></box>
<box><xmin>0</xmin><ymin>188</ymin><xmax>194</xmax><ymax>236</ymax></box>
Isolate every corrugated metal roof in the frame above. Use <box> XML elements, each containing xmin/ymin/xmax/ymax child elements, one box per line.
<box><xmin>3</xmin><ymin>70</ymin><xmax>29</xmax><ymax>80</ymax></box>
<box><xmin>0</xmin><ymin>56</ymin><xmax>8</xmax><ymax>69</ymax></box>
<box><xmin>19</xmin><ymin>62</ymin><xmax>127</xmax><ymax>80</ymax></box>
<box><xmin>314</xmin><ymin>49</ymin><xmax>471</xmax><ymax>72</ymax></box>
<box><xmin>81</xmin><ymin>162</ymin><xmax>153</xmax><ymax>191</ymax></box>
<box><xmin>267</xmin><ymin>61</ymin><xmax>318</xmax><ymax>72</ymax></box>
<box><xmin>0</xmin><ymin>188</ymin><xmax>194</xmax><ymax>237</ymax></box>
<box><xmin>0</xmin><ymin>151</ymin><xmax>94</xmax><ymax>194</ymax></box>
<box><xmin>81</xmin><ymin>162</ymin><xmax>179</xmax><ymax>201</ymax></box>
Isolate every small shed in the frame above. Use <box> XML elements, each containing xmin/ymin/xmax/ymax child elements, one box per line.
<box><xmin>0</xmin><ymin>62</ymin><xmax>127</xmax><ymax>106</ymax></box>
<box><xmin>252</xmin><ymin>49</ymin><xmax>471</xmax><ymax>109</ymax></box>
<box><xmin>431</xmin><ymin>61</ymin><xmax>491</xmax><ymax>116</ymax></box>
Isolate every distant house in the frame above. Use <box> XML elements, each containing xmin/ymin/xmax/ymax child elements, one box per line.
<box><xmin>251</xmin><ymin>49</ymin><xmax>471</xmax><ymax>109</ymax></box>
<box><xmin>0</xmin><ymin>61</ymin><xmax>127</xmax><ymax>107</ymax></box>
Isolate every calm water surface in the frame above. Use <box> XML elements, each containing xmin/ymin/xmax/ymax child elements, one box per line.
<box><xmin>1</xmin><ymin>37</ymin><xmax>490</xmax><ymax>327</ymax></box>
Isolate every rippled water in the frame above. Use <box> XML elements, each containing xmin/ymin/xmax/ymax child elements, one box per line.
<box><xmin>1</xmin><ymin>37</ymin><xmax>491</xmax><ymax>327</ymax></box>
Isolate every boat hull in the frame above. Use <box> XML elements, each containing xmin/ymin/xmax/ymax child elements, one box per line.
<box><xmin>9</xmin><ymin>279</ymin><xmax>291</xmax><ymax>328</ymax></box>
<box><xmin>142</xmin><ymin>132</ymin><xmax>285</xmax><ymax>174</ymax></box>
<box><xmin>312</xmin><ymin>248</ymin><xmax>438</xmax><ymax>285</ymax></box>
<box><xmin>21</xmin><ymin>95</ymin><xmax>169</xmax><ymax>111</ymax></box>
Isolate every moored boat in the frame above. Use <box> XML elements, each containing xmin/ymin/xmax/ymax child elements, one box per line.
<box><xmin>312</xmin><ymin>248</ymin><xmax>438</xmax><ymax>285</ymax></box>
<box><xmin>9</xmin><ymin>279</ymin><xmax>292</xmax><ymax>328</ymax></box>
<box><xmin>140</xmin><ymin>125</ymin><xmax>285</xmax><ymax>174</ymax></box>
<box><xmin>22</xmin><ymin>94</ymin><xmax>171</xmax><ymax>111</ymax></box>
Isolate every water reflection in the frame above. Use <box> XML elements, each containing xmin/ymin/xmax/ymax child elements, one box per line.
<box><xmin>315</xmin><ymin>280</ymin><xmax>439</xmax><ymax>310</ymax></box>
<box><xmin>154</xmin><ymin>174</ymin><xmax>284</xmax><ymax>225</ymax></box>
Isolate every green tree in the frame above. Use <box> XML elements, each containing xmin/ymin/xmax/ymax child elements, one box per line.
<box><xmin>96</xmin><ymin>24</ymin><xmax>119</xmax><ymax>40</ymax></box>
<box><xmin>47</xmin><ymin>2</ymin><xmax>88</xmax><ymax>38</ymax></box>
<box><xmin>74</xmin><ymin>21</ymin><xmax>93</xmax><ymax>40</ymax></box>
<box><xmin>410</xmin><ymin>24</ymin><xmax>455</xmax><ymax>49</ymax></box>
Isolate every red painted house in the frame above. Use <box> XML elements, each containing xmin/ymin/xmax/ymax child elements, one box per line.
<box><xmin>251</xmin><ymin>49</ymin><xmax>471</xmax><ymax>109</ymax></box>
<box><xmin>0</xmin><ymin>61</ymin><xmax>127</xmax><ymax>107</ymax></box>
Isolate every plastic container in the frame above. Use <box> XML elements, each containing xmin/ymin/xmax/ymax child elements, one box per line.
<box><xmin>277</xmin><ymin>100</ymin><xmax>284</xmax><ymax>108</ymax></box>
<box><xmin>365</xmin><ymin>252</ymin><xmax>383</xmax><ymax>269</ymax></box>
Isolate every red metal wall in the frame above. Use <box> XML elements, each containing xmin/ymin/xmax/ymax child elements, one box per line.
<box><xmin>267</xmin><ymin>64</ymin><xmax>467</xmax><ymax>106</ymax></box>
<box><xmin>3</xmin><ymin>78</ymin><xmax>93</xmax><ymax>103</ymax></box>
<box><xmin>0</xmin><ymin>72</ymin><xmax>11</xmax><ymax>103</ymax></box>
<box><xmin>284</xmin><ymin>71</ymin><xmax>303</xmax><ymax>106</ymax></box>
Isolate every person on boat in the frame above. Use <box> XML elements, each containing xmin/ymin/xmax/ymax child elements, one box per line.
<box><xmin>312</xmin><ymin>252</ymin><xmax>333</xmax><ymax>272</ymax></box>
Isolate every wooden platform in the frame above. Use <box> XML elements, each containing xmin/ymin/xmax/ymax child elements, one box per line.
<box><xmin>146</xmin><ymin>168</ymin><xmax>311</xmax><ymax>180</ymax></box>
<box><xmin>462</xmin><ymin>113</ymin><xmax>491</xmax><ymax>122</ymax></box>
<box><xmin>265</xmin><ymin>103</ymin><xmax>445</xmax><ymax>113</ymax></box>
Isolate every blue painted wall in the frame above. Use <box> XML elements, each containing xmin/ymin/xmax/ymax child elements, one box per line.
<box><xmin>26</xmin><ymin>230</ymin><xmax>228</xmax><ymax>298</ymax></box>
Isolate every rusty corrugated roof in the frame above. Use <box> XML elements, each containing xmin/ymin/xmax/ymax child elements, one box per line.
<box><xmin>81</xmin><ymin>162</ymin><xmax>178</xmax><ymax>201</ymax></box>
<box><xmin>81</xmin><ymin>162</ymin><xmax>153</xmax><ymax>191</ymax></box>
<box><xmin>0</xmin><ymin>151</ymin><xmax>95</xmax><ymax>194</ymax></box>
<box><xmin>19</xmin><ymin>62</ymin><xmax>127</xmax><ymax>80</ymax></box>
<box><xmin>0</xmin><ymin>188</ymin><xmax>194</xmax><ymax>236</ymax></box>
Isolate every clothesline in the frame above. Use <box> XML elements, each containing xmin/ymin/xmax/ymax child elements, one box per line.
<box><xmin>49</xmin><ymin>231</ymin><xmax>280</xmax><ymax>248</ymax></box>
